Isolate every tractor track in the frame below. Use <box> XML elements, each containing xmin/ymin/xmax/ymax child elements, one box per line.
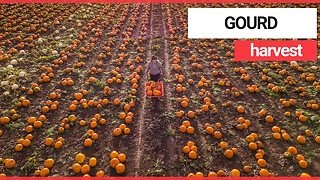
<box><xmin>134</xmin><ymin>3</ymin><xmax>152</xmax><ymax>177</ymax></box>
<box><xmin>161</xmin><ymin>4</ymin><xmax>178</xmax><ymax>176</ymax></box>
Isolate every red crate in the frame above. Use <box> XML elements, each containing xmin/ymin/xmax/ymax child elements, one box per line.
<box><xmin>146</xmin><ymin>82</ymin><xmax>164</xmax><ymax>97</ymax></box>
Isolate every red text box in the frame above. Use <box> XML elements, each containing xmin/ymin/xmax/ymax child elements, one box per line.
<box><xmin>234</xmin><ymin>40</ymin><xmax>317</xmax><ymax>61</ymax></box>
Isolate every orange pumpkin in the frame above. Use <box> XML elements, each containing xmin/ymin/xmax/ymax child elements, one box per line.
<box><xmin>114</xmin><ymin>99</ymin><xmax>121</xmax><ymax>105</ymax></box>
<box><xmin>181</xmin><ymin>101</ymin><xmax>188</xmax><ymax>108</ymax></box>
<box><xmin>113</xmin><ymin>128</ymin><xmax>122</xmax><ymax>136</ymax></box>
<box><xmin>225</xmin><ymin>149</ymin><xmax>233</xmax><ymax>158</ymax></box>
<box><xmin>84</xmin><ymin>139</ymin><xmax>93</xmax><ymax>147</ymax></box>
<box><xmin>237</xmin><ymin>106</ymin><xmax>244</xmax><ymax>113</ymax></box>
<box><xmin>0</xmin><ymin>117</ymin><xmax>10</xmax><ymax>124</ymax></box>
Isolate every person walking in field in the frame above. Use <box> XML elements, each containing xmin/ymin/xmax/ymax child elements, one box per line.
<box><xmin>145</xmin><ymin>56</ymin><xmax>162</xmax><ymax>82</ymax></box>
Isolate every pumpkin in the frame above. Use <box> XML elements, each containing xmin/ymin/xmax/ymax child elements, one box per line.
<box><xmin>89</xmin><ymin>157</ymin><xmax>97</xmax><ymax>167</ymax></box>
<box><xmin>26</xmin><ymin>125</ymin><xmax>34</xmax><ymax>133</ymax></box>
<box><xmin>153</xmin><ymin>90</ymin><xmax>161</xmax><ymax>96</ymax></box>
<box><xmin>180</xmin><ymin>125</ymin><xmax>187</xmax><ymax>133</ymax></box>
<box><xmin>220</xmin><ymin>142</ymin><xmax>228</xmax><ymax>149</ymax></box>
<box><xmin>74</xmin><ymin>93</ymin><xmax>83</xmax><ymax>100</ymax></box>
<box><xmin>129</xmin><ymin>101</ymin><xmax>135</xmax><ymax>108</ymax></box>
<box><xmin>34</xmin><ymin>121</ymin><xmax>42</xmax><ymax>128</ymax></box>
<box><xmin>257</xmin><ymin>159</ymin><xmax>267</xmax><ymax>167</ymax></box>
<box><xmin>12</xmin><ymin>112</ymin><xmax>22</xmax><ymax>120</ymax></box>
<box><xmin>188</xmin><ymin>151</ymin><xmax>197</xmax><ymax>159</ymax></box>
<box><xmin>231</xmin><ymin>169</ymin><xmax>240</xmax><ymax>177</ymax></box>
<box><xmin>69</xmin><ymin>104</ymin><xmax>77</xmax><ymax>111</ymax></box>
<box><xmin>273</xmin><ymin>133</ymin><xmax>281</xmax><ymax>140</ymax></box>
<box><xmin>287</xmin><ymin>146</ymin><xmax>298</xmax><ymax>155</ymax></box>
<box><xmin>296</xmin><ymin>154</ymin><xmax>305</xmax><ymax>161</ymax></box>
<box><xmin>81</xmin><ymin>165</ymin><xmax>90</xmax><ymax>174</ymax></box>
<box><xmin>116</xmin><ymin>163</ymin><xmax>125</xmax><ymax>174</ymax></box>
<box><xmin>265</xmin><ymin>115</ymin><xmax>274</xmax><ymax>123</ymax></box>
<box><xmin>42</xmin><ymin>106</ymin><xmax>50</xmax><ymax>113</ymax></box>
<box><xmin>232</xmin><ymin>148</ymin><xmax>238</xmax><ymax>155</ymax></box>
<box><xmin>237</xmin><ymin>106</ymin><xmax>244</xmax><ymax>113</ymax></box>
<box><xmin>305</xmin><ymin>130</ymin><xmax>312</xmax><ymax>136</ymax></box>
<box><xmin>124</xmin><ymin>104</ymin><xmax>130</xmax><ymax>111</ymax></box>
<box><xmin>91</xmin><ymin>133</ymin><xmax>99</xmax><ymax>140</ymax></box>
<box><xmin>84</xmin><ymin>139</ymin><xmax>92</xmax><ymax>147</ymax></box>
<box><xmin>202</xmin><ymin>105</ymin><xmax>209</xmax><ymax>112</ymax></box>
<box><xmin>299</xmin><ymin>160</ymin><xmax>307</xmax><ymax>168</ymax></box>
<box><xmin>183</xmin><ymin>146</ymin><xmax>190</xmax><ymax>153</ymax></box>
<box><xmin>181</xmin><ymin>101</ymin><xmax>188</xmax><ymax>108</ymax></box>
<box><xmin>300</xmin><ymin>173</ymin><xmax>310</xmax><ymax>177</ymax></box>
<box><xmin>206</xmin><ymin>126</ymin><xmax>214</xmax><ymax>134</ymax></box>
<box><xmin>297</xmin><ymin>135</ymin><xmax>306</xmax><ymax>144</ymax></box>
<box><xmin>282</xmin><ymin>101</ymin><xmax>290</xmax><ymax>107</ymax></box>
<box><xmin>75</xmin><ymin>153</ymin><xmax>86</xmax><ymax>164</ymax></box>
<box><xmin>249</xmin><ymin>142</ymin><xmax>257</xmax><ymax>150</ymax></box>
<box><xmin>0</xmin><ymin>117</ymin><xmax>10</xmax><ymax>124</ymax></box>
<box><xmin>90</xmin><ymin>121</ymin><xmax>97</xmax><ymax>128</ymax></box>
<box><xmin>187</xmin><ymin>126</ymin><xmax>194</xmax><ymax>134</ymax></box>
<box><xmin>40</xmin><ymin>168</ymin><xmax>50</xmax><ymax>177</ymax></box>
<box><xmin>149</xmin><ymin>81</ymin><xmax>156</xmax><ymax>88</ymax></box>
<box><xmin>96</xmin><ymin>170</ymin><xmax>104</xmax><ymax>177</ymax></box>
<box><xmin>119</xmin><ymin>124</ymin><xmax>126</xmax><ymax>131</ymax></box>
<box><xmin>243</xmin><ymin>166</ymin><xmax>251</xmax><ymax>173</ymax></box>
<box><xmin>72</xmin><ymin>163</ymin><xmax>81</xmax><ymax>173</ymax></box>
<box><xmin>39</xmin><ymin>115</ymin><xmax>46</xmax><ymax>122</ymax></box>
<box><xmin>118</xmin><ymin>153</ymin><xmax>126</xmax><ymax>162</ymax></box>
<box><xmin>146</xmin><ymin>90</ymin><xmax>153</xmax><ymax>96</ymax></box>
<box><xmin>182</xmin><ymin>121</ymin><xmax>190</xmax><ymax>127</ymax></box>
<box><xmin>58</xmin><ymin>127</ymin><xmax>64</xmax><ymax>133</ymax></box>
<box><xmin>34</xmin><ymin>170</ymin><xmax>41</xmax><ymax>176</ymax></box>
<box><xmin>5</xmin><ymin>159</ymin><xmax>16</xmax><ymax>168</ymax></box>
<box><xmin>298</xmin><ymin>115</ymin><xmax>307</xmax><ymax>122</ymax></box>
<box><xmin>110</xmin><ymin>151</ymin><xmax>119</xmax><ymax>159</ymax></box>
<box><xmin>215</xmin><ymin>123</ymin><xmax>221</xmax><ymax>128</ymax></box>
<box><xmin>225</xmin><ymin>149</ymin><xmax>233</xmax><ymax>158</ymax></box>
<box><xmin>124</xmin><ymin>128</ymin><xmax>130</xmax><ymax>134</ymax></box>
<box><xmin>54</xmin><ymin>141</ymin><xmax>63</xmax><ymax>149</ymax></box>
<box><xmin>45</xmin><ymin>138</ymin><xmax>53</xmax><ymax>146</ymax></box>
<box><xmin>259</xmin><ymin>169</ymin><xmax>269</xmax><ymax>177</ymax></box>
<box><xmin>187</xmin><ymin>141</ymin><xmax>195</xmax><ymax>148</ymax></box>
<box><xmin>110</xmin><ymin>158</ymin><xmax>120</xmax><ymax>168</ymax></box>
<box><xmin>28</xmin><ymin>117</ymin><xmax>36</xmax><ymax>124</ymax></box>
<box><xmin>214</xmin><ymin>131</ymin><xmax>222</xmax><ymax>139</ymax></box>
<box><xmin>44</xmin><ymin>159</ymin><xmax>54</xmax><ymax>168</ymax></box>
<box><xmin>191</xmin><ymin>146</ymin><xmax>197</xmax><ymax>152</ymax></box>
<box><xmin>195</xmin><ymin>172</ymin><xmax>203</xmax><ymax>177</ymax></box>
<box><xmin>208</xmin><ymin>172</ymin><xmax>217</xmax><ymax>177</ymax></box>
<box><xmin>312</xmin><ymin>104</ymin><xmax>318</xmax><ymax>110</ymax></box>
<box><xmin>113</xmin><ymin>128</ymin><xmax>122</xmax><ymax>136</ymax></box>
<box><xmin>15</xmin><ymin>144</ymin><xmax>23</xmax><ymax>151</ymax></box>
<box><xmin>282</xmin><ymin>133</ymin><xmax>290</xmax><ymax>140</ymax></box>
<box><xmin>114</xmin><ymin>98</ymin><xmax>120</xmax><ymax>105</ymax></box>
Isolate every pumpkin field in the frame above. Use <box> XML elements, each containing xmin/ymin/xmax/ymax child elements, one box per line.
<box><xmin>1</xmin><ymin>3</ymin><xmax>320</xmax><ymax>177</ymax></box>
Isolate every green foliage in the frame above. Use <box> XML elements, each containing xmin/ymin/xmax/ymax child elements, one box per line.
<box><xmin>296</xmin><ymin>108</ymin><xmax>320</xmax><ymax>130</ymax></box>
<box><xmin>305</xmin><ymin>86</ymin><xmax>318</xmax><ymax>97</ymax></box>
<box><xmin>4</xmin><ymin>121</ymin><xmax>24</xmax><ymax>131</ymax></box>
<box><xmin>146</xmin><ymin>159</ymin><xmax>165</xmax><ymax>177</ymax></box>
<box><xmin>20</xmin><ymin>155</ymin><xmax>38</xmax><ymax>176</ymax></box>
<box><xmin>267</xmin><ymin>72</ymin><xmax>283</xmax><ymax>83</ymax></box>
<box><xmin>94</xmin><ymin>79</ymin><xmax>106</xmax><ymax>89</ymax></box>
<box><xmin>152</xmin><ymin>45</ymin><xmax>161</xmax><ymax>51</ymax></box>
<box><xmin>164</xmin><ymin>129</ymin><xmax>175</xmax><ymax>136</ymax></box>
<box><xmin>43</xmin><ymin>126</ymin><xmax>56</xmax><ymax>138</ymax></box>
